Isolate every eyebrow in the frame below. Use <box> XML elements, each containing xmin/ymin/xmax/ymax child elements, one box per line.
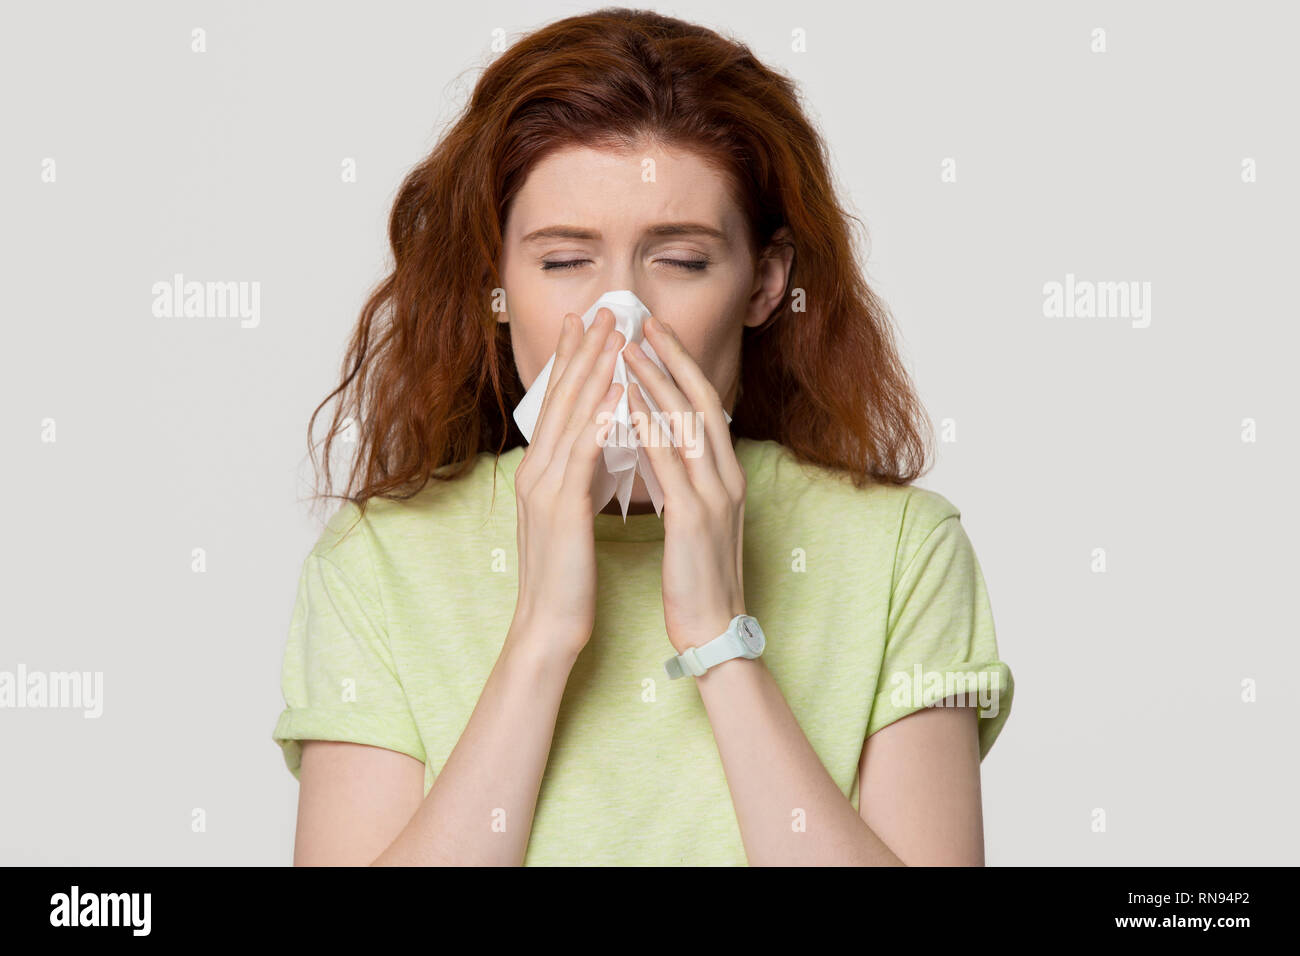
<box><xmin>520</xmin><ymin>222</ymin><xmax>729</xmax><ymax>244</ymax></box>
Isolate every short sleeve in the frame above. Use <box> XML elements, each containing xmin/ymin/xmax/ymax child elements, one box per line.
<box><xmin>271</xmin><ymin>551</ymin><xmax>427</xmax><ymax>779</ymax></box>
<box><xmin>865</xmin><ymin>514</ymin><xmax>1014</xmax><ymax>760</ymax></box>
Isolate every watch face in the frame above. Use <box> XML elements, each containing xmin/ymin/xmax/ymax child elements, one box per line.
<box><xmin>739</xmin><ymin>617</ymin><xmax>765</xmax><ymax>654</ymax></box>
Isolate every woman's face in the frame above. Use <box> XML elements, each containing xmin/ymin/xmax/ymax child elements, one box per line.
<box><xmin>499</xmin><ymin>141</ymin><xmax>791</xmax><ymax>417</ymax></box>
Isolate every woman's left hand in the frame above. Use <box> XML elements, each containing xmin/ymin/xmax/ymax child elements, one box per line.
<box><xmin>623</xmin><ymin>314</ymin><xmax>748</xmax><ymax>655</ymax></box>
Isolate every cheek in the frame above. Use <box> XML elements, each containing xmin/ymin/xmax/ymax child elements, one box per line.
<box><xmin>657</xmin><ymin>282</ymin><xmax>737</xmax><ymax>335</ymax></box>
<box><xmin>506</xmin><ymin>306</ymin><xmax>566</xmax><ymax>389</ymax></box>
<box><xmin>501</xmin><ymin>261</ymin><xmax>561</xmax><ymax>386</ymax></box>
<box><xmin>671</xmin><ymin>314</ymin><xmax>742</xmax><ymax>389</ymax></box>
<box><xmin>510</xmin><ymin>325</ymin><xmax>551</xmax><ymax>389</ymax></box>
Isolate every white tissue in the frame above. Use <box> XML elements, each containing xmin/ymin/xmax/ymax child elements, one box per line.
<box><xmin>512</xmin><ymin>290</ymin><xmax>731</xmax><ymax>520</ymax></box>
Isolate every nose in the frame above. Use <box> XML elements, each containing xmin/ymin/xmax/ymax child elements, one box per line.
<box><xmin>595</xmin><ymin>270</ymin><xmax>639</xmax><ymax>299</ymax></box>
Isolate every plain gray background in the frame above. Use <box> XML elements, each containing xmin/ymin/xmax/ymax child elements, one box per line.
<box><xmin>2</xmin><ymin>0</ymin><xmax>1296</xmax><ymax>865</ymax></box>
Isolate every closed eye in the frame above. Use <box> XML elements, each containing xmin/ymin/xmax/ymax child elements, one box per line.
<box><xmin>541</xmin><ymin>258</ymin><xmax>709</xmax><ymax>272</ymax></box>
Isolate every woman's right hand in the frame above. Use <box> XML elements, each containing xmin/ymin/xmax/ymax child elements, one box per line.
<box><xmin>509</xmin><ymin>307</ymin><xmax>625</xmax><ymax>664</ymax></box>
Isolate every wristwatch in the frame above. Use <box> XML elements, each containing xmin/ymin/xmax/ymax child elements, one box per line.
<box><xmin>663</xmin><ymin>614</ymin><xmax>766</xmax><ymax>679</ymax></box>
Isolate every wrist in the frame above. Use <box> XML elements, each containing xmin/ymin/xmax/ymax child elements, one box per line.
<box><xmin>503</xmin><ymin>621</ymin><xmax>583</xmax><ymax>677</ymax></box>
<box><xmin>667</xmin><ymin>608</ymin><xmax>746</xmax><ymax>655</ymax></box>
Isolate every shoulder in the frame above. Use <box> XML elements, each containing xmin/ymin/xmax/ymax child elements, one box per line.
<box><xmin>307</xmin><ymin>449</ymin><xmax>517</xmax><ymax>580</ymax></box>
<box><xmin>890</xmin><ymin>486</ymin><xmax>968</xmax><ymax>584</ymax></box>
<box><xmin>738</xmin><ymin>437</ymin><xmax>958</xmax><ymax>519</ymax></box>
<box><xmin>736</xmin><ymin>437</ymin><xmax>965</xmax><ymax>572</ymax></box>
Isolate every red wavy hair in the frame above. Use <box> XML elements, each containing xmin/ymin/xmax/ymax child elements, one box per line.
<box><xmin>308</xmin><ymin>7</ymin><xmax>933</xmax><ymax>515</ymax></box>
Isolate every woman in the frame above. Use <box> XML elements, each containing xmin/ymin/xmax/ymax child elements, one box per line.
<box><xmin>272</xmin><ymin>7</ymin><xmax>1013</xmax><ymax>866</ymax></box>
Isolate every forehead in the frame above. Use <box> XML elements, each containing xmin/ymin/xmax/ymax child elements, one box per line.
<box><xmin>506</xmin><ymin>142</ymin><xmax>742</xmax><ymax>235</ymax></box>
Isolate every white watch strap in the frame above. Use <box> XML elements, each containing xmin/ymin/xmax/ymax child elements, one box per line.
<box><xmin>694</xmin><ymin>628</ymin><xmax>742</xmax><ymax>671</ymax></box>
<box><xmin>662</xmin><ymin>617</ymin><xmax>746</xmax><ymax>679</ymax></box>
<box><xmin>666</xmin><ymin>646</ymin><xmax>707</xmax><ymax>679</ymax></box>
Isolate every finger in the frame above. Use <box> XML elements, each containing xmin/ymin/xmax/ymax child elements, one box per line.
<box><xmin>627</xmin><ymin>381</ymin><xmax>694</xmax><ymax>507</ymax></box>
<box><xmin>551</xmin><ymin>327</ymin><xmax>624</xmax><ymax>468</ymax></box>
<box><xmin>531</xmin><ymin>309</ymin><xmax>617</xmax><ymax>462</ymax></box>
<box><xmin>533</xmin><ymin>313</ymin><xmax>581</xmax><ymax>440</ymax></box>
<box><xmin>561</xmin><ymin>380</ymin><xmax>625</xmax><ymax>499</ymax></box>
<box><xmin>622</xmin><ymin>334</ymin><xmax>723</xmax><ymax>495</ymax></box>
<box><xmin>641</xmin><ymin>314</ymin><xmax>743</xmax><ymax>495</ymax></box>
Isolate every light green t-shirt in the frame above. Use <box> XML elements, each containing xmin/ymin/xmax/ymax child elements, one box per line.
<box><xmin>272</xmin><ymin>437</ymin><xmax>1013</xmax><ymax>865</ymax></box>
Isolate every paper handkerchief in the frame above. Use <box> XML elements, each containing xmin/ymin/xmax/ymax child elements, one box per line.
<box><xmin>512</xmin><ymin>290</ymin><xmax>732</xmax><ymax>520</ymax></box>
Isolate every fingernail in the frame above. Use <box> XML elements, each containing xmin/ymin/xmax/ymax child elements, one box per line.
<box><xmin>603</xmin><ymin>331</ymin><xmax>622</xmax><ymax>351</ymax></box>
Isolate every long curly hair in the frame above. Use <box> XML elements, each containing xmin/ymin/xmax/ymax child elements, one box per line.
<box><xmin>307</xmin><ymin>6</ymin><xmax>933</xmax><ymax>516</ymax></box>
